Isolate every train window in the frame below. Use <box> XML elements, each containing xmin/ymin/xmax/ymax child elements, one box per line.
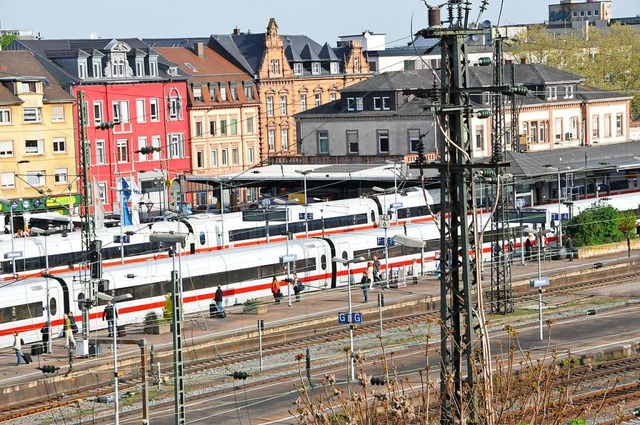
<box><xmin>321</xmin><ymin>254</ymin><xmax>327</xmax><ymax>270</ymax></box>
<box><xmin>50</xmin><ymin>297</ymin><xmax>57</xmax><ymax>316</ymax></box>
<box><xmin>370</xmin><ymin>210</ymin><xmax>375</xmax><ymax>222</ymax></box>
<box><xmin>341</xmin><ymin>251</ymin><xmax>348</xmax><ymax>261</ymax></box>
<box><xmin>199</xmin><ymin>232</ymin><xmax>206</xmax><ymax>245</ymax></box>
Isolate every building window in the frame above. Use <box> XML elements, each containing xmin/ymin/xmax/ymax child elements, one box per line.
<box><xmin>112</xmin><ymin>101</ymin><xmax>130</xmax><ymax>123</ymax></box>
<box><xmin>137</xmin><ymin>137</ymin><xmax>148</xmax><ymax>162</ymax></box>
<box><xmin>329</xmin><ymin>92</ymin><xmax>336</xmax><ymax>102</ymax></box>
<box><xmin>232</xmin><ymin>148</ymin><xmax>239</xmax><ymax>165</ymax></box>
<box><xmin>293</xmin><ymin>63</ymin><xmax>303</xmax><ymax>76</ymax></box>
<box><xmin>247</xmin><ymin>147</ymin><xmax>254</xmax><ymax>164</ymax></box>
<box><xmin>195</xmin><ymin>121</ymin><xmax>203</xmax><ymax>137</ymax></box>
<box><xmin>220</xmin><ymin>85</ymin><xmax>227</xmax><ymax>101</ymax></box>
<box><xmin>315</xmin><ymin>93</ymin><xmax>321</xmax><ymax>107</ymax></box>
<box><xmin>381</xmin><ymin>97</ymin><xmax>390</xmax><ymax>110</ymax></box>
<box><xmin>246</xmin><ymin>116</ymin><xmax>254</xmax><ymax>134</ymax></box>
<box><xmin>97</xmin><ymin>182</ymin><xmax>107</xmax><ymax>203</ymax></box>
<box><xmin>25</xmin><ymin>139</ymin><xmax>44</xmax><ymax>155</ymax></box>
<box><xmin>168</xmin><ymin>96</ymin><xmax>180</xmax><ymax>120</ymax></box>
<box><xmin>54</xmin><ymin>168</ymin><xmax>68</xmax><ymax>184</ymax></box>
<box><xmin>52</xmin><ymin>137</ymin><xmax>66</xmax><ymax>153</ymax></box>
<box><xmin>135</xmin><ymin>60</ymin><xmax>144</xmax><ymax>77</ymax></box>
<box><xmin>244</xmin><ymin>83</ymin><xmax>254</xmax><ymax>100</ymax></box>
<box><xmin>210</xmin><ymin>120</ymin><xmax>216</xmax><ymax>136</ymax></box>
<box><xmin>564</xmin><ymin>85</ymin><xmax>574</xmax><ymax>99</ymax></box>
<box><xmin>318</xmin><ymin>131</ymin><xmax>329</xmax><ymax>154</ymax></box>
<box><xmin>373</xmin><ymin>97</ymin><xmax>382</xmax><ymax>110</ymax></box>
<box><xmin>117</xmin><ymin>139</ymin><xmax>129</xmax><ymax>162</ymax></box>
<box><xmin>281</xmin><ymin>128</ymin><xmax>289</xmax><ymax>150</ymax></box>
<box><xmin>570</xmin><ymin>116</ymin><xmax>579</xmax><ymax>139</ymax></box>
<box><xmin>311</xmin><ymin>62</ymin><xmax>321</xmax><ymax>75</ymax></box>
<box><xmin>347</xmin><ymin>130</ymin><xmax>359</xmax><ymax>154</ymax></box>
<box><xmin>220</xmin><ymin>119</ymin><xmax>227</xmax><ymax>135</ymax></box>
<box><xmin>377</xmin><ymin>130</ymin><xmax>389</xmax><ymax>153</ymax></box>
<box><xmin>26</xmin><ymin>171</ymin><xmax>45</xmax><ymax>187</ymax></box>
<box><xmin>616</xmin><ymin>113</ymin><xmax>624</xmax><ymax>136</ymax></box>
<box><xmin>93</xmin><ymin>61</ymin><xmax>102</xmax><ymax>78</ymax></box>
<box><xmin>266</xmin><ymin>96</ymin><xmax>274</xmax><ymax>116</ymax></box>
<box><xmin>408</xmin><ymin>129</ymin><xmax>421</xmax><ymax>152</ymax></box>
<box><xmin>151</xmin><ymin>136</ymin><xmax>161</xmax><ymax>160</ymax></box>
<box><xmin>150</xmin><ymin>99</ymin><xmax>159</xmax><ymax>121</ymax></box>
<box><xmin>604</xmin><ymin>114</ymin><xmax>611</xmax><ymax>138</ymax></box>
<box><xmin>211</xmin><ymin>149</ymin><xmax>218</xmax><ymax>167</ymax></box>
<box><xmin>136</xmin><ymin>99</ymin><xmax>146</xmax><ymax>123</ymax></box>
<box><xmin>354</xmin><ymin>57</ymin><xmax>360</xmax><ymax>73</ymax></box>
<box><xmin>231</xmin><ymin>118</ymin><xmax>238</xmax><ymax>135</ymax></box>
<box><xmin>78</xmin><ymin>62</ymin><xmax>87</xmax><ymax>79</ymax></box>
<box><xmin>330</xmin><ymin>62</ymin><xmax>339</xmax><ymax>74</ymax></box>
<box><xmin>0</xmin><ymin>109</ymin><xmax>11</xmax><ymax>124</ymax></box>
<box><xmin>21</xmin><ymin>82</ymin><xmax>38</xmax><ymax>93</ymax></box>
<box><xmin>221</xmin><ymin>149</ymin><xmax>228</xmax><ymax>166</ymax></box>
<box><xmin>270</xmin><ymin>59</ymin><xmax>280</xmax><ymax>75</ymax></box>
<box><xmin>347</xmin><ymin>98</ymin><xmax>356</xmax><ymax>111</ymax></box>
<box><xmin>196</xmin><ymin>151</ymin><xmax>204</xmax><ymax>168</ymax></box>
<box><xmin>356</xmin><ymin>97</ymin><xmax>364</xmax><ymax>111</ymax></box>
<box><xmin>51</xmin><ymin>106</ymin><xmax>65</xmax><ymax>122</ymax></box>
<box><xmin>23</xmin><ymin>107</ymin><xmax>42</xmax><ymax>123</ymax></box>
<box><xmin>475</xmin><ymin>127</ymin><xmax>484</xmax><ymax>149</ymax></box>
<box><xmin>300</xmin><ymin>94</ymin><xmax>307</xmax><ymax>112</ymax></box>
<box><xmin>592</xmin><ymin>116</ymin><xmax>600</xmax><ymax>138</ymax></box>
<box><xmin>149</xmin><ymin>59</ymin><xmax>158</xmax><ymax>77</ymax></box>
<box><xmin>1</xmin><ymin>172</ymin><xmax>15</xmax><ymax>188</ymax></box>
<box><xmin>280</xmin><ymin>95</ymin><xmax>288</xmax><ymax>115</ymax></box>
<box><xmin>546</xmin><ymin>86</ymin><xmax>557</xmax><ymax>101</ymax></box>
<box><xmin>92</xmin><ymin>101</ymin><xmax>102</xmax><ymax>126</ymax></box>
<box><xmin>230</xmin><ymin>84</ymin><xmax>238</xmax><ymax>101</ymax></box>
<box><xmin>268</xmin><ymin>129</ymin><xmax>276</xmax><ymax>151</ymax></box>
<box><xmin>95</xmin><ymin>140</ymin><xmax>105</xmax><ymax>165</ymax></box>
<box><xmin>530</xmin><ymin>122</ymin><xmax>538</xmax><ymax>142</ymax></box>
<box><xmin>555</xmin><ymin>117</ymin><xmax>565</xmax><ymax>141</ymax></box>
<box><xmin>0</xmin><ymin>140</ymin><xmax>14</xmax><ymax>157</ymax></box>
<box><xmin>169</xmin><ymin>134</ymin><xmax>185</xmax><ymax>158</ymax></box>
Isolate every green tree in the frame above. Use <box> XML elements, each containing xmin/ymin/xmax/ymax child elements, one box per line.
<box><xmin>566</xmin><ymin>204</ymin><xmax>624</xmax><ymax>246</ymax></box>
<box><xmin>0</xmin><ymin>34</ymin><xmax>17</xmax><ymax>50</ymax></box>
<box><xmin>510</xmin><ymin>24</ymin><xmax>640</xmax><ymax>114</ymax></box>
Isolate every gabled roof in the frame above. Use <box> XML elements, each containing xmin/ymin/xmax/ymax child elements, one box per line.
<box><xmin>154</xmin><ymin>45</ymin><xmax>253</xmax><ymax>82</ymax></box>
<box><xmin>0</xmin><ymin>50</ymin><xmax>75</xmax><ymax>103</ymax></box>
<box><xmin>319</xmin><ymin>43</ymin><xmax>339</xmax><ymax>61</ymax></box>
<box><xmin>468</xmin><ymin>63</ymin><xmax>585</xmax><ymax>86</ymax></box>
<box><xmin>299</xmin><ymin>43</ymin><xmax>320</xmax><ymax>61</ymax></box>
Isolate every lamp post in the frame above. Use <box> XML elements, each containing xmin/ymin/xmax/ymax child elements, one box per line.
<box><xmin>524</xmin><ymin>228</ymin><xmax>552</xmax><ymax>341</ymax></box>
<box><xmin>274</xmin><ymin>199</ymin><xmax>299</xmax><ymax>307</ymax></box>
<box><xmin>149</xmin><ymin>232</ymin><xmax>187</xmax><ymax>425</ymax></box>
<box><xmin>31</xmin><ymin>226</ymin><xmax>57</xmax><ymax>354</ymax></box>
<box><xmin>544</xmin><ymin>165</ymin><xmax>564</xmax><ymax>249</ymax></box>
<box><xmin>373</xmin><ymin>187</ymin><xmax>392</xmax><ymax>287</ymax></box>
<box><xmin>295</xmin><ymin>169</ymin><xmax>313</xmax><ymax>238</ymax></box>
<box><xmin>96</xmin><ymin>292</ymin><xmax>133</xmax><ymax>425</ymax></box>
<box><xmin>332</xmin><ymin>255</ymin><xmax>365</xmax><ymax>382</ymax></box>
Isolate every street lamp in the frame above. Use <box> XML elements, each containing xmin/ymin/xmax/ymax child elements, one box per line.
<box><xmin>149</xmin><ymin>232</ymin><xmax>187</xmax><ymax>425</ymax></box>
<box><xmin>524</xmin><ymin>228</ymin><xmax>553</xmax><ymax>341</ymax></box>
<box><xmin>273</xmin><ymin>198</ymin><xmax>299</xmax><ymax>307</ymax></box>
<box><xmin>373</xmin><ymin>187</ymin><xmax>392</xmax><ymax>287</ymax></box>
<box><xmin>31</xmin><ymin>226</ymin><xmax>58</xmax><ymax>354</ymax></box>
<box><xmin>96</xmin><ymin>292</ymin><xmax>133</xmax><ymax>425</ymax></box>
<box><xmin>544</xmin><ymin>164</ymin><xmax>565</xmax><ymax>249</ymax></box>
<box><xmin>331</xmin><ymin>255</ymin><xmax>365</xmax><ymax>382</ymax></box>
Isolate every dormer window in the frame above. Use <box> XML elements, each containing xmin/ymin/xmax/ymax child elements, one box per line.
<box><xmin>564</xmin><ymin>85</ymin><xmax>574</xmax><ymax>99</ymax></box>
<box><xmin>20</xmin><ymin>81</ymin><xmax>38</xmax><ymax>93</ymax></box>
<box><xmin>220</xmin><ymin>85</ymin><xmax>227</xmax><ymax>101</ymax></box>
<box><xmin>270</xmin><ymin>59</ymin><xmax>280</xmax><ymax>75</ymax></box>
<box><xmin>311</xmin><ymin>62</ymin><xmax>321</xmax><ymax>75</ymax></box>
<box><xmin>78</xmin><ymin>61</ymin><xmax>87</xmax><ymax>79</ymax></box>
<box><xmin>354</xmin><ymin>57</ymin><xmax>360</xmax><ymax>73</ymax></box>
<box><xmin>168</xmin><ymin>67</ymin><xmax>178</xmax><ymax>76</ymax></box>
<box><xmin>93</xmin><ymin>61</ymin><xmax>102</xmax><ymax>78</ymax></box>
<box><xmin>193</xmin><ymin>86</ymin><xmax>202</xmax><ymax>101</ymax></box>
<box><xmin>244</xmin><ymin>83</ymin><xmax>254</xmax><ymax>100</ymax></box>
<box><xmin>135</xmin><ymin>59</ymin><xmax>144</xmax><ymax>77</ymax></box>
<box><xmin>230</xmin><ymin>83</ymin><xmax>238</xmax><ymax>101</ymax></box>
<box><xmin>546</xmin><ymin>86</ymin><xmax>557</xmax><ymax>101</ymax></box>
<box><xmin>149</xmin><ymin>58</ymin><xmax>158</xmax><ymax>77</ymax></box>
<box><xmin>330</xmin><ymin>62</ymin><xmax>339</xmax><ymax>74</ymax></box>
<box><xmin>293</xmin><ymin>63</ymin><xmax>303</xmax><ymax>76</ymax></box>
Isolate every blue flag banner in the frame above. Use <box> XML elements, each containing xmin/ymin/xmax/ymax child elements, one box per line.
<box><xmin>121</xmin><ymin>178</ymin><xmax>133</xmax><ymax>226</ymax></box>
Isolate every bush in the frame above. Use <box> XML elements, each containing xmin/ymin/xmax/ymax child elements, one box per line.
<box><xmin>162</xmin><ymin>294</ymin><xmax>172</xmax><ymax>323</ymax></box>
<box><xmin>566</xmin><ymin>204</ymin><xmax>626</xmax><ymax>246</ymax></box>
<box><xmin>144</xmin><ymin>311</ymin><xmax>159</xmax><ymax>326</ymax></box>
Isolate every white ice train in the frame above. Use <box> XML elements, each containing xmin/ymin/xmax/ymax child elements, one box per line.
<box><xmin>0</xmin><ymin>189</ymin><xmax>435</xmax><ymax>282</ymax></box>
<box><xmin>0</xmin><ymin>219</ymin><xmax>459</xmax><ymax>349</ymax></box>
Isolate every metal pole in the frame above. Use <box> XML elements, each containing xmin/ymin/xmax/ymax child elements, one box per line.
<box><xmin>258</xmin><ymin>320</ymin><xmax>264</xmax><ymax>371</ymax></box>
<box><xmin>537</xmin><ymin>233</ymin><xmax>543</xmax><ymax>341</ymax></box>
<box><xmin>378</xmin><ymin>293</ymin><xmax>384</xmax><ymax>337</ymax></box>
<box><xmin>44</xmin><ymin>235</ymin><xmax>52</xmax><ymax>354</ymax></box>
<box><xmin>519</xmin><ymin>210</ymin><xmax>525</xmax><ymax>266</ymax></box>
<box><xmin>113</xmin><ymin>311</ymin><xmax>120</xmax><ymax>425</ymax></box>
<box><xmin>286</xmin><ymin>206</ymin><xmax>292</xmax><ymax>307</ymax></box>
<box><xmin>10</xmin><ymin>207</ymin><xmax>16</xmax><ymax>275</ymax></box>
<box><xmin>347</xmin><ymin>261</ymin><xmax>355</xmax><ymax>382</ymax></box>
<box><xmin>172</xmin><ymin>242</ymin><xmax>186</xmax><ymax>424</ymax></box>
<box><xmin>304</xmin><ymin>173</ymin><xmax>309</xmax><ymax>238</ymax></box>
<box><xmin>220</xmin><ymin>180</ymin><xmax>225</xmax><ymax>249</ymax></box>
<box><xmin>140</xmin><ymin>343</ymin><xmax>149</xmax><ymax>424</ymax></box>
<box><xmin>557</xmin><ymin>170</ymin><xmax>563</xmax><ymax>249</ymax></box>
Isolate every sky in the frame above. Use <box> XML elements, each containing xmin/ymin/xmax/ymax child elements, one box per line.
<box><xmin>1</xmin><ymin>0</ymin><xmax>638</xmax><ymax>47</ymax></box>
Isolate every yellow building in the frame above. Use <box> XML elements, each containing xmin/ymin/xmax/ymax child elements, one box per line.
<box><xmin>0</xmin><ymin>51</ymin><xmax>78</xmax><ymax>220</ymax></box>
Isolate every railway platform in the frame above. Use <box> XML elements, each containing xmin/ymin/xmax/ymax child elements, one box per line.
<box><xmin>0</xmin><ymin>249</ymin><xmax>634</xmax><ymax>392</ymax></box>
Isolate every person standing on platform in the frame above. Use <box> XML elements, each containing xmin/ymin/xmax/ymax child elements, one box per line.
<box><xmin>372</xmin><ymin>256</ymin><xmax>381</xmax><ymax>282</ymax></box>
<box><xmin>525</xmin><ymin>237</ymin><xmax>532</xmax><ymax>261</ymax></box>
<box><xmin>292</xmin><ymin>273</ymin><xmax>303</xmax><ymax>302</ymax></box>
<box><xmin>102</xmin><ymin>301</ymin><xmax>117</xmax><ymax>336</ymax></box>
<box><xmin>214</xmin><ymin>286</ymin><xmax>224</xmax><ymax>313</ymax></box>
<box><xmin>361</xmin><ymin>262</ymin><xmax>374</xmax><ymax>303</ymax></box>
<box><xmin>271</xmin><ymin>276</ymin><xmax>282</xmax><ymax>304</ymax></box>
<box><xmin>566</xmin><ymin>235</ymin><xmax>574</xmax><ymax>261</ymax></box>
<box><xmin>12</xmin><ymin>331</ymin><xmax>22</xmax><ymax>366</ymax></box>
<box><xmin>63</xmin><ymin>313</ymin><xmax>76</xmax><ymax>349</ymax></box>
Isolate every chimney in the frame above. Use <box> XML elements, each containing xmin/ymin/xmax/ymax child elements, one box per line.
<box><xmin>195</xmin><ymin>42</ymin><xmax>204</xmax><ymax>57</ymax></box>
<box><xmin>520</xmin><ymin>57</ymin><xmax>529</xmax><ymax>65</ymax></box>
<box><xmin>233</xmin><ymin>26</ymin><xmax>241</xmax><ymax>35</ymax></box>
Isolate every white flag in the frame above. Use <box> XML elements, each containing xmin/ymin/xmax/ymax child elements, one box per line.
<box><xmin>93</xmin><ymin>179</ymin><xmax>105</xmax><ymax>230</ymax></box>
<box><xmin>130</xmin><ymin>176</ymin><xmax>142</xmax><ymax>228</ymax></box>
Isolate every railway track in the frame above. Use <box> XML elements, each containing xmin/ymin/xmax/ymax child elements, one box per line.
<box><xmin>3</xmin><ymin>264</ymin><xmax>640</xmax><ymax>422</ymax></box>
